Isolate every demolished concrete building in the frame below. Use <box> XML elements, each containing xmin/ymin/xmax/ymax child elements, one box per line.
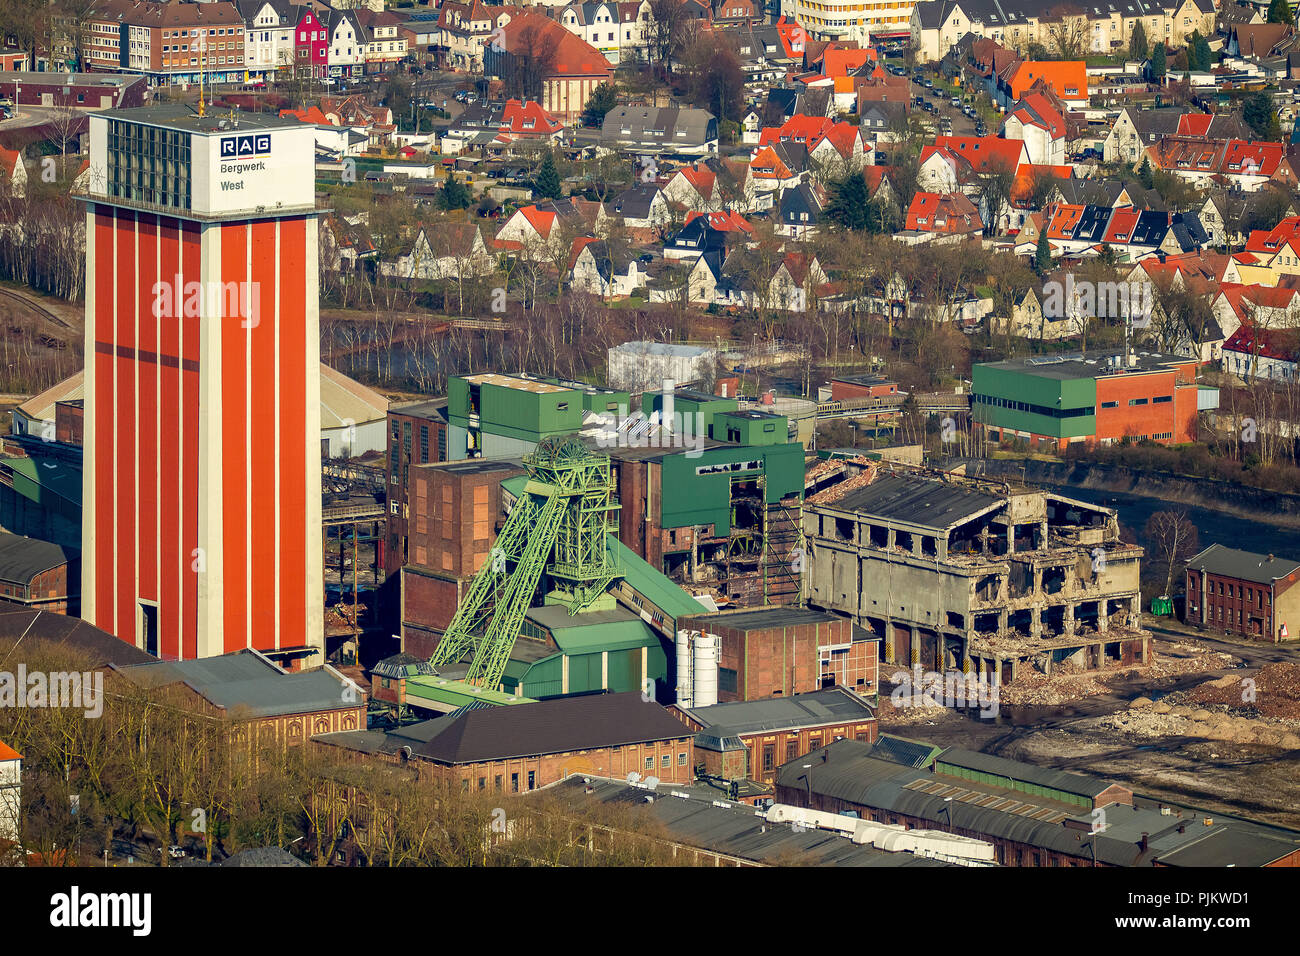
<box><xmin>803</xmin><ymin>470</ymin><xmax>1148</xmax><ymax>684</ymax></box>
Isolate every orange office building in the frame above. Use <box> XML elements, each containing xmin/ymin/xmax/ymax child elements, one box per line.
<box><xmin>972</xmin><ymin>352</ymin><xmax>1217</xmax><ymax>452</ymax></box>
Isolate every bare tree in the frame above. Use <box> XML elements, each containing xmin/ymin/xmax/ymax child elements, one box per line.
<box><xmin>1144</xmin><ymin>510</ymin><xmax>1199</xmax><ymax>598</ymax></box>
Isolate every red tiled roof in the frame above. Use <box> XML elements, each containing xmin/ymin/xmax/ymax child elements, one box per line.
<box><xmin>1102</xmin><ymin>207</ymin><xmax>1140</xmax><ymax>244</ymax></box>
<box><xmin>1007</xmin><ymin>61</ymin><xmax>1087</xmax><ymax>100</ymax></box>
<box><xmin>498</xmin><ymin>11</ymin><xmax>611</xmax><ymax>77</ymax></box>
<box><xmin>905</xmin><ymin>191</ymin><xmax>982</xmax><ymax>233</ymax></box>
<box><xmin>1222</xmin><ymin>323</ymin><xmax>1300</xmax><ymax>361</ymax></box>
<box><xmin>684</xmin><ymin>209</ymin><xmax>753</xmax><ymax>232</ymax></box>
<box><xmin>934</xmin><ymin>135</ymin><xmax>1026</xmax><ymax>173</ymax></box>
<box><xmin>676</xmin><ymin>162</ymin><xmax>717</xmax><ymax>198</ymax></box>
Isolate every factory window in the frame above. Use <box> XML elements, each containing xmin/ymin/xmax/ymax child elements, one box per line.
<box><xmin>786</xmin><ymin>740</ymin><xmax>798</xmax><ymax>761</ymax></box>
<box><xmin>762</xmin><ymin>744</ymin><xmax>775</xmax><ymax>771</ymax></box>
<box><xmin>661</xmin><ymin>754</ymin><xmax>670</xmax><ymax>768</ymax></box>
<box><xmin>719</xmin><ymin>667</ymin><xmax>738</xmax><ymax>693</ymax></box>
<box><xmin>1153</xmin><ymin>395</ymin><xmax>1172</xmax><ymax>403</ymax></box>
<box><xmin>557</xmin><ymin>402</ymin><xmax>569</xmax><ymax>411</ymax></box>
<box><xmin>1128</xmin><ymin>398</ymin><xmax>1148</xmax><ymax>406</ymax></box>
<box><xmin>420</xmin><ymin>426</ymin><xmax>429</xmax><ymax>460</ymax></box>
<box><xmin>380</xmin><ymin>677</ymin><xmax>390</xmax><ymax>689</ymax></box>
<box><xmin>645</xmin><ymin>756</ymin><xmax>654</xmax><ymax>770</ymax></box>
<box><xmin>461</xmin><ymin>778</ymin><xmax>469</xmax><ymax>792</ymax></box>
<box><xmin>1101</xmin><ymin>400</ymin><xmax>1118</xmax><ymax>408</ymax></box>
<box><xmin>478</xmin><ymin>776</ymin><xmax>486</xmax><ymax>790</ymax></box>
<box><xmin>527</xmin><ymin>771</ymin><xmax>535</xmax><ymax>790</ymax></box>
<box><xmin>494</xmin><ymin>775</ymin><xmax>502</xmax><ymax>791</ymax></box>
<box><xmin>511</xmin><ymin>773</ymin><xmax>519</xmax><ymax>792</ymax></box>
<box><xmin>678</xmin><ymin>752</ymin><xmax>687</xmax><ymax>765</ymax></box>
<box><xmin>809</xmin><ymin>736</ymin><xmax>822</xmax><ymax>750</ymax></box>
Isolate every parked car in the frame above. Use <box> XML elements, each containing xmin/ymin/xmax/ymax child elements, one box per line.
<box><xmin>951</xmin><ymin>97</ymin><xmax>961</xmax><ymax>107</ymax></box>
<box><xmin>923</xmin><ymin>78</ymin><xmax>933</xmax><ymax>88</ymax></box>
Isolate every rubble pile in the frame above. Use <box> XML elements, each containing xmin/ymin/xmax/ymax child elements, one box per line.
<box><xmin>1101</xmin><ymin>697</ymin><xmax>1300</xmax><ymax>748</ymax></box>
<box><xmin>998</xmin><ymin>669</ymin><xmax>1112</xmax><ymax>706</ymax></box>
<box><xmin>1183</xmin><ymin>662</ymin><xmax>1300</xmax><ymax>719</ymax></box>
<box><xmin>806</xmin><ymin>460</ymin><xmax>878</xmax><ymax>506</ymax></box>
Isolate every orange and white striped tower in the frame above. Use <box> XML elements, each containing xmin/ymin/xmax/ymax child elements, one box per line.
<box><xmin>80</xmin><ymin>105</ymin><xmax>323</xmax><ymax>665</ymax></box>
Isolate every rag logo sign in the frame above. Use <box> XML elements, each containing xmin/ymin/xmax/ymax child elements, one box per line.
<box><xmin>219</xmin><ymin>133</ymin><xmax>272</xmax><ymax>159</ymax></box>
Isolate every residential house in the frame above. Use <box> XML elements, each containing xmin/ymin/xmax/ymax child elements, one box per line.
<box><xmin>611</xmin><ymin>181</ymin><xmax>670</xmax><ymax>236</ymax></box>
<box><xmin>0</xmin><ymin>148</ymin><xmax>25</xmax><ymax>198</ymax></box>
<box><xmin>1221</xmin><ymin>323</ymin><xmax>1300</xmax><ymax>382</ymax></box>
<box><xmin>775</xmin><ymin>178</ymin><xmax>824</xmax><ymax>239</ymax></box>
<box><xmin>662</xmin><ymin>161</ymin><xmax>720</xmax><ymax>211</ymax></box>
<box><xmin>438</xmin><ymin>0</ymin><xmax>510</xmax><ymax>72</ymax></box>
<box><xmin>494</xmin><ymin>198</ymin><xmax>609</xmax><ymax>253</ymax></box>
<box><xmin>1002</xmin><ymin>91</ymin><xmax>1066</xmax><ymax>166</ymax></box>
<box><xmin>909</xmin><ymin>0</ymin><xmax>1216</xmax><ymax>64</ymax></box>
<box><xmin>569</xmin><ymin>237</ymin><xmax>647</xmax><ymax>297</ymax></box>
<box><xmin>899</xmin><ymin>190</ymin><xmax>984</xmax><ymax>243</ymax></box>
<box><xmin>381</xmin><ymin>223</ymin><xmax>495</xmax><ymax>281</ymax></box>
<box><xmin>600</xmin><ymin>105</ymin><xmax>720</xmax><ymax>157</ymax></box>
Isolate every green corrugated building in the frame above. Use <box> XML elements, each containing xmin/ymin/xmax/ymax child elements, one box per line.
<box><xmin>971</xmin><ymin>359</ymin><xmax>1097</xmax><ymax>443</ymax></box>
<box><xmin>500</xmin><ymin>604</ymin><xmax>669</xmax><ymax>699</ymax></box>
<box><xmin>446</xmin><ymin>374</ymin><xmax>629</xmax><ymax>460</ymax></box>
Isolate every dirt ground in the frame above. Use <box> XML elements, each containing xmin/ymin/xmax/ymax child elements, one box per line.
<box><xmin>878</xmin><ymin>649</ymin><xmax>1300</xmax><ymax>830</ymax></box>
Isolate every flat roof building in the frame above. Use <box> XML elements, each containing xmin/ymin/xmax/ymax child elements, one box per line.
<box><xmin>972</xmin><ymin>351</ymin><xmax>1213</xmax><ymax>451</ymax></box>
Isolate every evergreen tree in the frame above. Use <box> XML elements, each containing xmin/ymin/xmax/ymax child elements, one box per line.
<box><xmin>534</xmin><ymin>151</ymin><xmax>562</xmax><ymax>200</ymax></box>
<box><xmin>1137</xmin><ymin>156</ymin><xmax>1154</xmax><ymax>189</ymax></box>
<box><xmin>1035</xmin><ymin>231</ymin><xmax>1052</xmax><ymax>274</ymax></box>
<box><xmin>438</xmin><ymin>174</ymin><xmax>472</xmax><ymax>210</ymax></box>
<box><xmin>1197</xmin><ymin>33</ymin><xmax>1213</xmax><ymax>70</ymax></box>
<box><xmin>1268</xmin><ymin>0</ymin><xmax>1293</xmax><ymax>24</ymax></box>
<box><xmin>1244</xmin><ymin>91</ymin><xmax>1278</xmax><ymax>140</ymax></box>
<box><xmin>824</xmin><ymin>171</ymin><xmax>872</xmax><ymax>231</ymax></box>
<box><xmin>581</xmin><ymin>82</ymin><xmax>619</xmax><ymax>128</ymax></box>
<box><xmin>1151</xmin><ymin>42</ymin><xmax>1166</xmax><ymax>79</ymax></box>
<box><xmin>1129</xmin><ymin>22</ymin><xmax>1148</xmax><ymax>61</ymax></box>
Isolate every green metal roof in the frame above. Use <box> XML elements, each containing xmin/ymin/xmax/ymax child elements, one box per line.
<box><xmin>606</xmin><ymin>534</ymin><xmax>706</xmax><ymax>621</ymax></box>
<box><xmin>404</xmin><ymin>675</ymin><xmax>534</xmax><ymax>708</ymax></box>
<box><xmin>552</xmin><ymin>619</ymin><xmax>658</xmax><ymax>654</ymax></box>
<box><xmin>0</xmin><ymin>455</ymin><xmax>81</xmax><ymax>507</ymax></box>
<box><xmin>501</xmin><ymin>474</ymin><xmax>528</xmax><ymax>500</ymax></box>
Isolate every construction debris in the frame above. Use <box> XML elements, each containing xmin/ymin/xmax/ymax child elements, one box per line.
<box><xmin>806</xmin><ymin>459</ymin><xmax>877</xmax><ymax>505</ymax></box>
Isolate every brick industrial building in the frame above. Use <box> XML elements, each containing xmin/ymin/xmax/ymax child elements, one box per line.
<box><xmin>1185</xmin><ymin>545</ymin><xmax>1300</xmax><ymax>643</ymax></box>
<box><xmin>385</xmin><ymin>399</ymin><xmax>450</xmax><ymax>574</ymax></box>
<box><xmin>971</xmin><ymin>352</ymin><xmax>1215</xmax><ymax>451</ymax></box>
<box><xmin>398</xmin><ymin>459</ymin><xmax>523</xmax><ymax>657</ymax></box>
<box><xmin>315</xmin><ymin>691</ymin><xmax>695</xmax><ymax>792</ymax></box>
<box><xmin>673</xmin><ymin>686</ymin><xmax>878</xmax><ymax>785</ymax></box>
<box><xmin>677</xmin><ymin>606</ymin><xmax>879</xmax><ymax>702</ymax></box>
<box><xmin>0</xmin><ymin>532</ymin><xmax>78</xmax><ymax>614</ymax></box>
<box><xmin>804</xmin><ymin>470</ymin><xmax>1147</xmax><ymax>684</ymax></box>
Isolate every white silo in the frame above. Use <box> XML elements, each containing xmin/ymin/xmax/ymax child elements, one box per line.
<box><xmin>675</xmin><ymin>630</ymin><xmax>695</xmax><ymax>707</ymax></box>
<box><xmin>693</xmin><ymin>632</ymin><xmax>719</xmax><ymax>707</ymax></box>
